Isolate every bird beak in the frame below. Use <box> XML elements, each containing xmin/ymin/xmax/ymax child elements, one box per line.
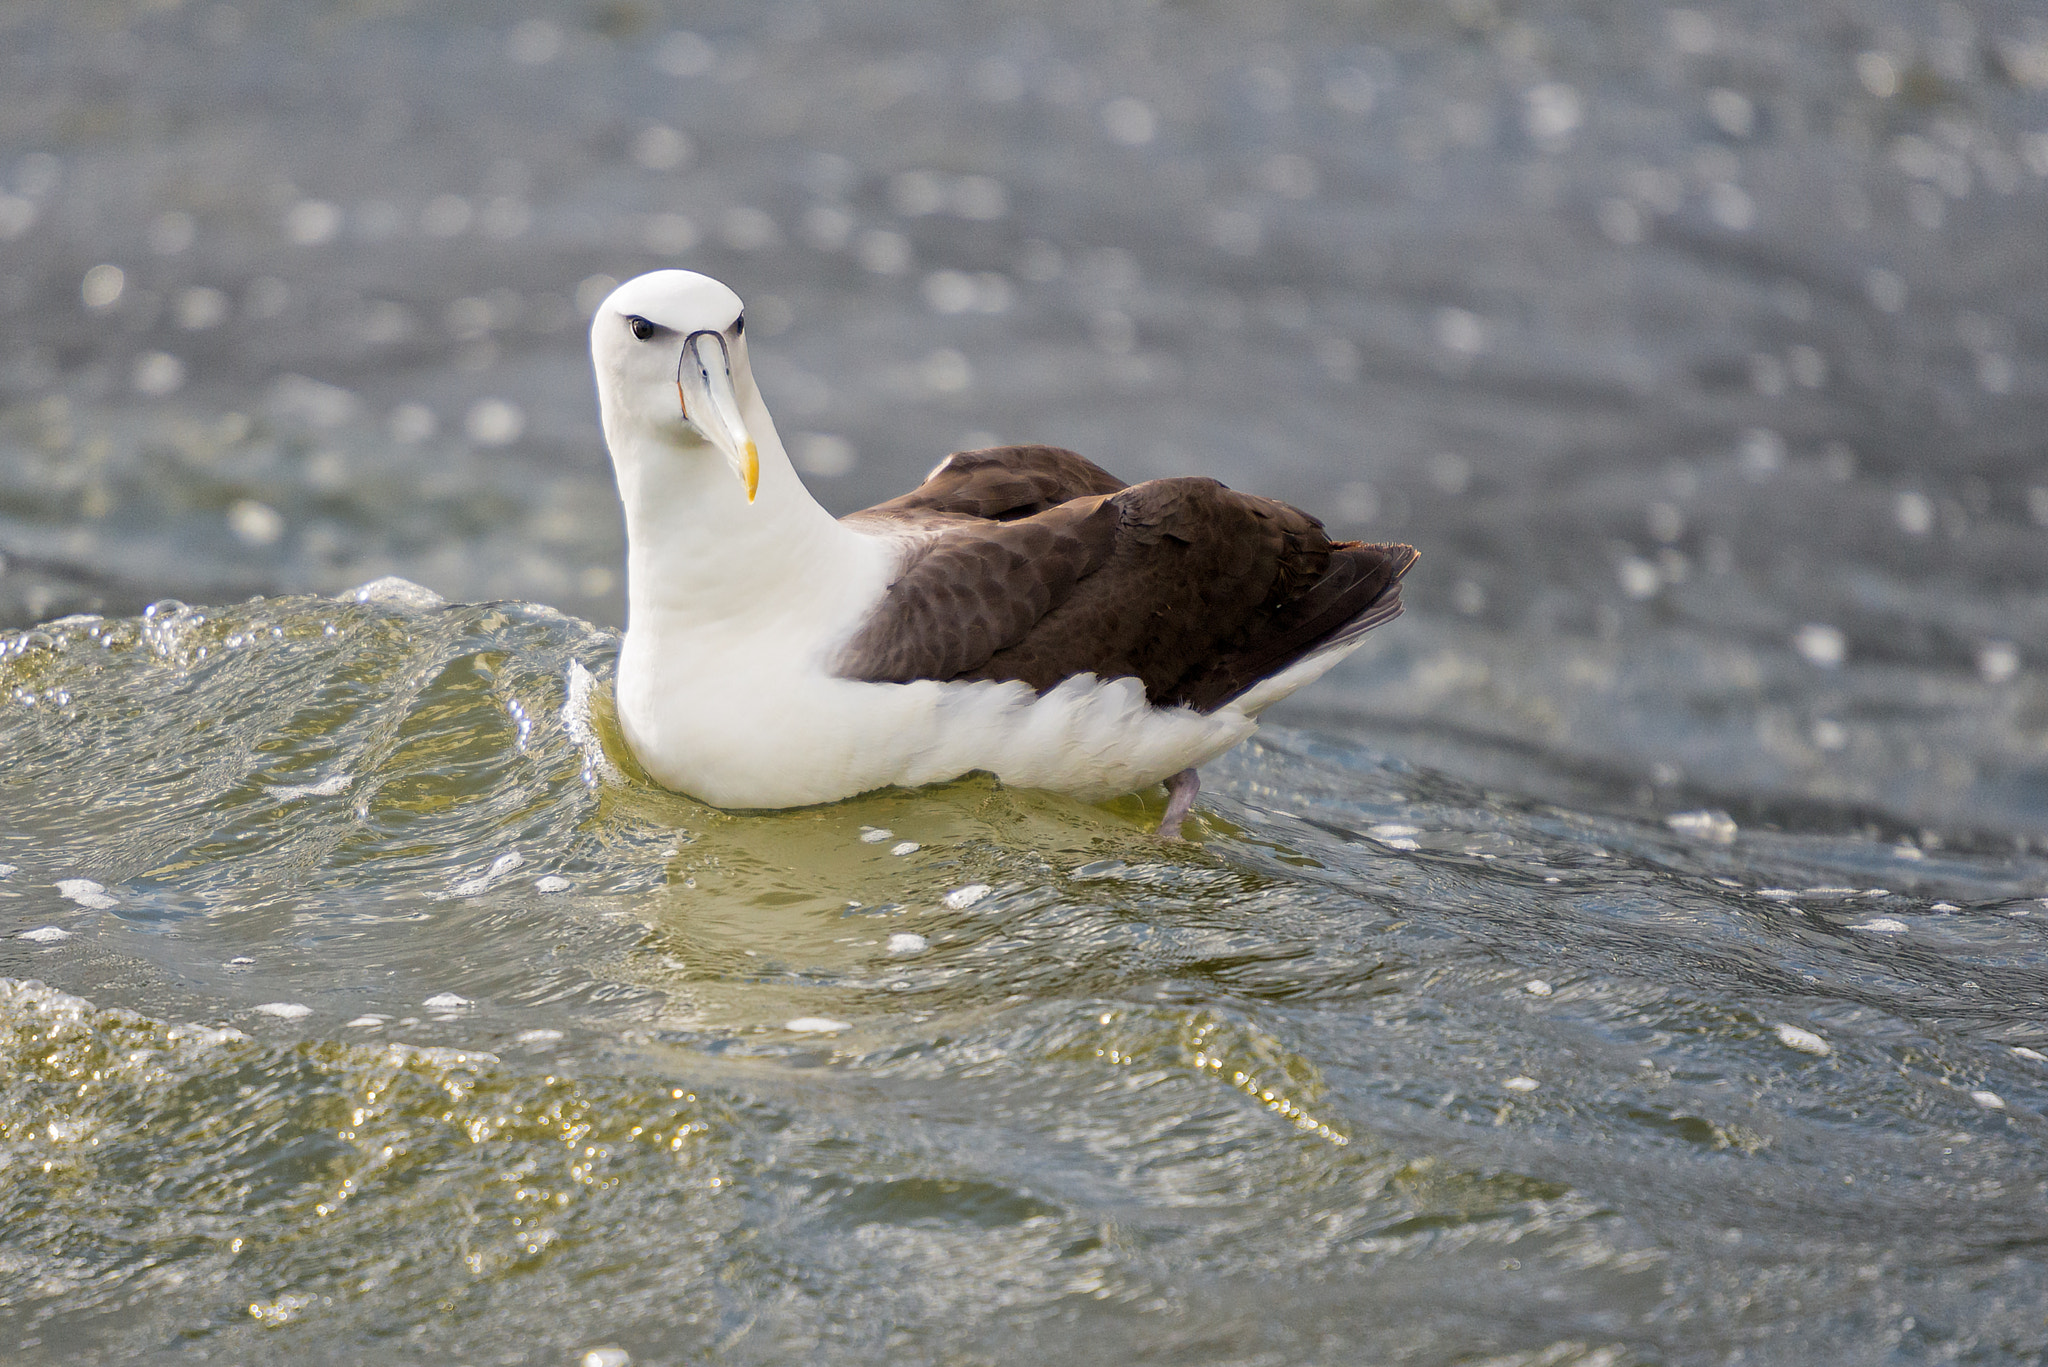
<box><xmin>676</xmin><ymin>329</ymin><xmax>759</xmax><ymax>502</ymax></box>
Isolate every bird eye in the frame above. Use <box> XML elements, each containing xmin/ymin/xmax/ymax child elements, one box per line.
<box><xmin>626</xmin><ymin>315</ymin><xmax>656</xmax><ymax>341</ymax></box>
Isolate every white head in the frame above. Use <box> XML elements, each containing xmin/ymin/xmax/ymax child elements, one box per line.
<box><xmin>590</xmin><ymin>269</ymin><xmax>760</xmax><ymax>501</ymax></box>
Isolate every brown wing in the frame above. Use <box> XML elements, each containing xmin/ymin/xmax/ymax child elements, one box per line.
<box><xmin>838</xmin><ymin>468</ymin><xmax>1417</xmax><ymax>713</ymax></box>
<box><xmin>847</xmin><ymin>445</ymin><xmax>1128</xmax><ymax>524</ymax></box>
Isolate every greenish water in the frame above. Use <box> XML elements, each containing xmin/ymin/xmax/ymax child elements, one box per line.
<box><xmin>5</xmin><ymin>594</ymin><xmax>2048</xmax><ymax>1364</ymax></box>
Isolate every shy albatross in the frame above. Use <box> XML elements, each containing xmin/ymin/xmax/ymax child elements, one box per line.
<box><xmin>592</xmin><ymin>269</ymin><xmax>1416</xmax><ymax>836</ymax></box>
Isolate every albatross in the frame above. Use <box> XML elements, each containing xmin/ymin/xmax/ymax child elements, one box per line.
<box><xmin>592</xmin><ymin>269</ymin><xmax>1416</xmax><ymax>836</ymax></box>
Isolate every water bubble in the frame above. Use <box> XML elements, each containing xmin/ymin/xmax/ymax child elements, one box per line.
<box><xmin>423</xmin><ymin>992</ymin><xmax>472</xmax><ymax>1010</ymax></box>
<box><xmin>534</xmin><ymin>875</ymin><xmax>572</xmax><ymax>894</ymax></box>
<box><xmin>81</xmin><ymin>264</ymin><xmax>125</xmax><ymax>310</ymax></box>
<box><xmin>803</xmin><ymin>204</ymin><xmax>854</xmax><ymax>252</ymax></box>
<box><xmin>1522</xmin><ymin>83</ymin><xmax>1582</xmax><ymax>150</ymax></box>
<box><xmin>856</xmin><ymin>229</ymin><xmax>911</xmax><ymax>275</ymax></box>
<box><xmin>464</xmin><ymin>399</ymin><xmax>526</xmax><ymax>446</ymax></box>
<box><xmin>18</xmin><ymin>926</ymin><xmax>71</xmax><ymax>942</ymax></box>
<box><xmin>1856</xmin><ymin>51</ymin><xmax>1901</xmax><ymax>99</ymax></box>
<box><xmin>1667</xmin><ymin>9</ymin><xmax>1715</xmax><ymax>55</ymax></box>
<box><xmin>1978</xmin><ymin>641</ymin><xmax>2020</xmax><ymax>684</ymax></box>
<box><xmin>1787</xmin><ymin>345</ymin><xmax>1828</xmax><ymax>388</ymax></box>
<box><xmin>1617</xmin><ymin>557</ymin><xmax>1660</xmax><ymax>600</ymax></box>
<box><xmin>1706</xmin><ymin>181</ymin><xmax>1756</xmax><ymax>231</ymax></box>
<box><xmin>131</xmin><ymin>352</ymin><xmax>185</xmax><ymax>397</ymax></box>
<box><xmin>942</xmin><ymin>884</ymin><xmax>991</xmax><ymax>910</ymax></box>
<box><xmin>269</xmin><ymin>374</ymin><xmax>357</xmax><ymax>428</ymax></box>
<box><xmin>1738</xmin><ymin>427</ymin><xmax>1784</xmax><ymax>479</ymax></box>
<box><xmin>175</xmin><ymin>286</ymin><xmax>229</xmax><ymax>330</ymax></box>
<box><xmin>1970</xmin><ymin>1090</ymin><xmax>2005</xmax><ymax>1110</ymax></box>
<box><xmin>641</xmin><ymin>212</ymin><xmax>699</xmax><ymax>256</ymax></box>
<box><xmin>651</xmin><ymin>31</ymin><xmax>713</xmax><ymax>78</ymax></box>
<box><xmin>971</xmin><ymin>57</ymin><xmax>1024</xmax><ymax>103</ymax></box>
<box><xmin>255</xmin><ymin>1002</ymin><xmax>313</xmax><ymax>1019</ymax></box>
<box><xmin>1432</xmin><ymin>307</ymin><xmax>1487</xmax><ymax>356</ymax></box>
<box><xmin>386</xmin><ymin>403</ymin><xmax>436</xmax><ymax>444</ymax></box>
<box><xmin>227</xmin><ymin>499</ymin><xmax>284</xmax><ymax>547</ymax></box>
<box><xmin>1597</xmin><ymin>197</ymin><xmax>1643</xmax><ymax>245</ymax></box>
<box><xmin>1865</xmin><ymin>268</ymin><xmax>1907</xmax><ymax>313</ymax></box>
<box><xmin>791</xmin><ymin>433</ymin><xmax>855</xmax><ymax>477</ymax></box>
<box><xmin>950</xmin><ymin>175</ymin><xmax>1008</xmax><ymax>221</ymax></box>
<box><xmin>887</xmin><ymin>932</ymin><xmax>928</xmax><ymax>956</ymax></box>
<box><xmin>858</xmin><ymin>827</ymin><xmax>893</xmax><ymax>843</ymax></box>
<box><xmin>1707</xmin><ymin>89</ymin><xmax>1755</xmax><ymax>139</ymax></box>
<box><xmin>1258</xmin><ymin>153</ymin><xmax>1319</xmax><ymax>199</ymax></box>
<box><xmin>1848</xmin><ymin>917</ymin><xmax>1907</xmax><ymax>934</ymax></box>
<box><xmin>890</xmin><ymin>841</ymin><xmax>921</xmax><ymax>857</ymax></box>
<box><xmin>1325</xmin><ymin>67</ymin><xmax>1383</xmax><ymax>116</ymax></box>
<box><xmin>479</xmin><ymin>196</ymin><xmax>531</xmax><ymax>240</ymax></box>
<box><xmin>505</xmin><ymin>18</ymin><xmax>563</xmax><ymax>66</ymax></box>
<box><xmin>1503</xmin><ymin>1076</ymin><xmax>1540</xmax><ymax>1092</ymax></box>
<box><xmin>720</xmin><ymin>206</ymin><xmax>780</xmax><ymax>251</ymax></box>
<box><xmin>285</xmin><ymin>199</ymin><xmax>341</xmax><ymax>246</ymax></box>
<box><xmin>420</xmin><ymin>194</ymin><xmax>473</xmax><ymax>237</ymax></box>
<box><xmin>147</xmin><ymin>210</ymin><xmax>196</xmax><ymax>255</ymax></box>
<box><xmin>784</xmin><ymin>1017</ymin><xmax>850</xmax><ymax>1034</ymax></box>
<box><xmin>245</xmin><ymin>276</ymin><xmax>291</xmax><ymax>319</ymax></box>
<box><xmin>631</xmin><ymin>125</ymin><xmax>692</xmax><ymax>172</ymax></box>
<box><xmin>1793</xmin><ymin>623</ymin><xmax>1847</xmax><ymax>668</ymax></box>
<box><xmin>15</xmin><ymin>151</ymin><xmax>61</xmax><ymax>197</ymax></box>
<box><xmin>1893</xmin><ymin>491</ymin><xmax>1934</xmax><ymax>535</ymax></box>
<box><xmin>1524</xmin><ymin>979</ymin><xmax>1553</xmax><ymax>996</ymax></box>
<box><xmin>1102</xmin><ymin>97</ymin><xmax>1158</xmax><ymax>146</ymax></box>
<box><xmin>887</xmin><ymin>171</ymin><xmax>947</xmax><ymax>218</ymax></box>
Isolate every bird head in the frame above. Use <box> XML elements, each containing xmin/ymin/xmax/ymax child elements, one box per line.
<box><xmin>591</xmin><ymin>269</ymin><xmax>759</xmax><ymax>502</ymax></box>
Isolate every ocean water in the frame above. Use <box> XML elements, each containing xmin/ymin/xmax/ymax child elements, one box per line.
<box><xmin>3</xmin><ymin>0</ymin><xmax>2048</xmax><ymax>1363</ymax></box>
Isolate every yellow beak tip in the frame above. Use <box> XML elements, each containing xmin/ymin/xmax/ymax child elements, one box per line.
<box><xmin>743</xmin><ymin>441</ymin><xmax>760</xmax><ymax>503</ymax></box>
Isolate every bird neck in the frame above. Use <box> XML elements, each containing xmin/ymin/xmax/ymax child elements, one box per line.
<box><xmin>607</xmin><ymin>395</ymin><xmax>868</xmax><ymax>635</ymax></box>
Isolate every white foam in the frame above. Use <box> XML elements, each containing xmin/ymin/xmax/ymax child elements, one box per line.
<box><xmin>859</xmin><ymin>827</ymin><xmax>893</xmax><ymax>843</ymax></box>
<box><xmin>2012</xmin><ymin>1047</ymin><xmax>2048</xmax><ymax>1064</ymax></box>
<box><xmin>1368</xmin><ymin>823</ymin><xmax>1420</xmax><ymax>840</ymax></box>
<box><xmin>886</xmin><ymin>932</ymin><xmax>928</xmax><ymax>956</ymax></box>
<box><xmin>0</xmin><ymin>864</ymin><xmax>16</xmax><ymax>879</ymax></box>
<box><xmin>1503</xmin><ymin>1076</ymin><xmax>1540</xmax><ymax>1091</ymax></box>
<box><xmin>423</xmin><ymin>993</ymin><xmax>473</xmax><ymax>1010</ymax></box>
<box><xmin>942</xmin><ymin>883</ymin><xmax>991</xmax><ymax>909</ymax></box>
<box><xmin>1774</xmin><ymin>1023</ymin><xmax>1831</xmax><ymax>1056</ymax></box>
<box><xmin>452</xmin><ymin>850</ymin><xmax>524</xmax><ymax>896</ymax></box>
<box><xmin>255</xmin><ymin>1002</ymin><xmax>313</xmax><ymax>1019</ymax></box>
<box><xmin>344</xmin><ymin>1015</ymin><xmax>386</xmax><ymax>1028</ymax></box>
<box><xmin>1930</xmin><ymin>902</ymin><xmax>1960</xmax><ymax>912</ymax></box>
<box><xmin>347</xmin><ymin>575</ymin><xmax>445</xmax><ymax>609</ymax></box>
<box><xmin>55</xmin><ymin>879</ymin><xmax>116</xmax><ymax>910</ymax></box>
<box><xmin>1848</xmin><ymin>918</ymin><xmax>1908</xmax><ymax>934</ymax></box>
<box><xmin>1756</xmin><ymin>888</ymin><xmax>1799</xmax><ymax>901</ymax></box>
<box><xmin>1524</xmin><ymin>979</ymin><xmax>1553</xmax><ymax>997</ymax></box>
<box><xmin>534</xmin><ymin>875</ymin><xmax>572</xmax><ymax>893</ymax></box>
<box><xmin>17</xmin><ymin>926</ymin><xmax>71</xmax><ymax>942</ymax></box>
<box><xmin>1666</xmin><ymin>809</ymin><xmax>1738</xmax><ymax>844</ymax></box>
<box><xmin>890</xmin><ymin>841</ymin><xmax>921</xmax><ymax>856</ymax></box>
<box><xmin>517</xmin><ymin>1028</ymin><xmax>565</xmax><ymax>1044</ymax></box>
<box><xmin>1970</xmin><ymin>1089</ymin><xmax>2006</xmax><ymax>1110</ymax></box>
<box><xmin>561</xmin><ymin>661</ymin><xmax>622</xmax><ymax>784</ymax></box>
<box><xmin>264</xmin><ymin>772</ymin><xmax>351</xmax><ymax>801</ymax></box>
<box><xmin>168</xmin><ymin>1023</ymin><xmax>247</xmax><ymax>1049</ymax></box>
<box><xmin>784</xmin><ymin>1016</ymin><xmax>850</xmax><ymax>1034</ymax></box>
<box><xmin>581</xmin><ymin>1348</ymin><xmax>631</xmax><ymax>1367</ymax></box>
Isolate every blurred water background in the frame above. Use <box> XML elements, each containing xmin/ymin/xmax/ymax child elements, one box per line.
<box><xmin>4</xmin><ymin>0</ymin><xmax>2048</xmax><ymax>1363</ymax></box>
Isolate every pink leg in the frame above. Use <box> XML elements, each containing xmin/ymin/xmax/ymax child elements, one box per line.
<box><xmin>1157</xmin><ymin>768</ymin><xmax>1200</xmax><ymax>838</ymax></box>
